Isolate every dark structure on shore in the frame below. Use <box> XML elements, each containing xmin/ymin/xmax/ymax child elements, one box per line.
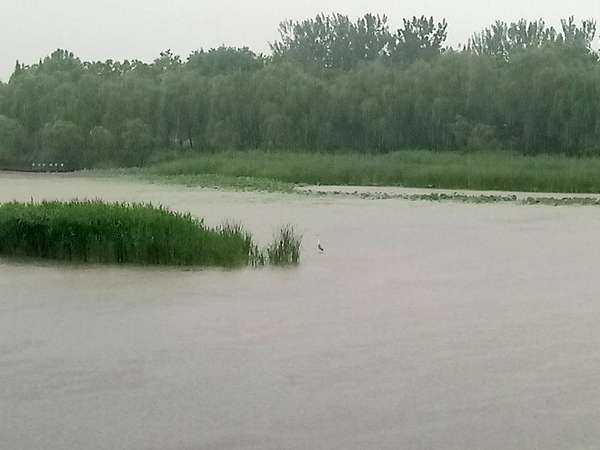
<box><xmin>0</xmin><ymin>162</ymin><xmax>74</xmax><ymax>173</ymax></box>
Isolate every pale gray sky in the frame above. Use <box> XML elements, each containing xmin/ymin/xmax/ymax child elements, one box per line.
<box><xmin>1</xmin><ymin>0</ymin><xmax>599</xmax><ymax>81</ymax></box>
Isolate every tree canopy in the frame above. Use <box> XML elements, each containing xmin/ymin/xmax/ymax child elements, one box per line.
<box><xmin>0</xmin><ymin>14</ymin><xmax>599</xmax><ymax>169</ymax></box>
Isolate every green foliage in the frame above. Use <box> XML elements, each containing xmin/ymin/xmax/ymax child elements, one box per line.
<box><xmin>36</xmin><ymin>49</ymin><xmax>83</xmax><ymax>78</ymax></box>
<box><xmin>467</xmin><ymin>17</ymin><xmax>597</xmax><ymax>61</ymax></box>
<box><xmin>389</xmin><ymin>16</ymin><xmax>448</xmax><ymax>64</ymax></box>
<box><xmin>39</xmin><ymin>120</ymin><xmax>84</xmax><ymax>165</ymax></box>
<box><xmin>0</xmin><ymin>200</ymin><xmax>302</xmax><ymax>267</ymax></box>
<box><xmin>121</xmin><ymin>118</ymin><xmax>154</xmax><ymax>166</ymax></box>
<box><xmin>449</xmin><ymin>115</ymin><xmax>501</xmax><ymax>152</ymax></box>
<box><xmin>153</xmin><ymin>49</ymin><xmax>182</xmax><ymax>73</ymax></box>
<box><xmin>559</xmin><ymin>17</ymin><xmax>597</xmax><ymax>50</ymax></box>
<box><xmin>0</xmin><ymin>115</ymin><xmax>28</xmax><ymax>163</ymax></box>
<box><xmin>187</xmin><ymin>47</ymin><xmax>264</xmax><ymax>75</ymax></box>
<box><xmin>87</xmin><ymin>126</ymin><xmax>115</xmax><ymax>167</ymax></box>
<box><xmin>0</xmin><ymin>14</ymin><xmax>599</xmax><ymax>167</ymax></box>
<box><xmin>265</xmin><ymin>224</ymin><xmax>302</xmax><ymax>265</ymax></box>
<box><xmin>271</xmin><ymin>13</ymin><xmax>391</xmax><ymax>71</ymax></box>
<box><xmin>270</xmin><ymin>13</ymin><xmax>447</xmax><ymax>70</ymax></box>
<box><xmin>468</xmin><ymin>19</ymin><xmax>557</xmax><ymax>60</ymax></box>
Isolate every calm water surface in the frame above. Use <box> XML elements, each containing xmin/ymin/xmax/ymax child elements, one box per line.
<box><xmin>1</xmin><ymin>172</ymin><xmax>600</xmax><ymax>449</ymax></box>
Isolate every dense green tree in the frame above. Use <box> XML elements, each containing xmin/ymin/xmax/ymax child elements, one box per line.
<box><xmin>559</xmin><ymin>17</ymin><xmax>597</xmax><ymax>49</ymax></box>
<box><xmin>121</xmin><ymin>118</ymin><xmax>154</xmax><ymax>166</ymax></box>
<box><xmin>500</xmin><ymin>43</ymin><xmax>600</xmax><ymax>154</ymax></box>
<box><xmin>1</xmin><ymin>14</ymin><xmax>600</xmax><ymax>167</ymax></box>
<box><xmin>153</xmin><ymin>49</ymin><xmax>182</xmax><ymax>73</ymax></box>
<box><xmin>389</xmin><ymin>16</ymin><xmax>448</xmax><ymax>64</ymax></box>
<box><xmin>253</xmin><ymin>63</ymin><xmax>329</xmax><ymax>148</ymax></box>
<box><xmin>270</xmin><ymin>13</ymin><xmax>391</xmax><ymax>71</ymax></box>
<box><xmin>0</xmin><ymin>115</ymin><xmax>28</xmax><ymax>163</ymax></box>
<box><xmin>187</xmin><ymin>47</ymin><xmax>264</xmax><ymax>75</ymax></box>
<box><xmin>468</xmin><ymin>17</ymin><xmax>597</xmax><ymax>61</ymax></box>
<box><xmin>468</xmin><ymin>20</ymin><xmax>557</xmax><ymax>60</ymax></box>
<box><xmin>87</xmin><ymin>126</ymin><xmax>115</xmax><ymax>167</ymax></box>
<box><xmin>39</xmin><ymin>120</ymin><xmax>84</xmax><ymax>165</ymax></box>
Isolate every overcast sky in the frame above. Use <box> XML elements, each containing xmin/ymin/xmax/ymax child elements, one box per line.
<box><xmin>1</xmin><ymin>0</ymin><xmax>599</xmax><ymax>81</ymax></box>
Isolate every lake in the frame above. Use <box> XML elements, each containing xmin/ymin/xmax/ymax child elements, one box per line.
<box><xmin>1</xmin><ymin>172</ymin><xmax>599</xmax><ymax>449</ymax></box>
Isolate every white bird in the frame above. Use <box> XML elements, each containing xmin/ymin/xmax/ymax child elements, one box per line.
<box><xmin>317</xmin><ymin>238</ymin><xmax>324</xmax><ymax>252</ymax></box>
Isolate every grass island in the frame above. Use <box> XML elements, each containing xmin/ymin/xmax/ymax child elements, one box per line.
<box><xmin>0</xmin><ymin>199</ymin><xmax>301</xmax><ymax>267</ymax></box>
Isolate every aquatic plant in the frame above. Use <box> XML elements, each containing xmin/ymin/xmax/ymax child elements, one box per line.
<box><xmin>0</xmin><ymin>200</ymin><xmax>301</xmax><ymax>267</ymax></box>
<box><xmin>307</xmin><ymin>189</ymin><xmax>600</xmax><ymax>206</ymax></box>
<box><xmin>264</xmin><ymin>224</ymin><xmax>302</xmax><ymax>265</ymax></box>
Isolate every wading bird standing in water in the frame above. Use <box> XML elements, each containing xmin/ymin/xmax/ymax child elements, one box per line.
<box><xmin>317</xmin><ymin>237</ymin><xmax>324</xmax><ymax>252</ymax></box>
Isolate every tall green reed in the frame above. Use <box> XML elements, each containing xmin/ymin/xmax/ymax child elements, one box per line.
<box><xmin>263</xmin><ymin>224</ymin><xmax>302</xmax><ymax>265</ymax></box>
<box><xmin>0</xmin><ymin>200</ymin><xmax>300</xmax><ymax>267</ymax></box>
<box><xmin>147</xmin><ymin>149</ymin><xmax>600</xmax><ymax>194</ymax></box>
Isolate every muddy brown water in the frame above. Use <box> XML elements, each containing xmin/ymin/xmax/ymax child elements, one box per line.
<box><xmin>1</xmin><ymin>172</ymin><xmax>600</xmax><ymax>450</ymax></box>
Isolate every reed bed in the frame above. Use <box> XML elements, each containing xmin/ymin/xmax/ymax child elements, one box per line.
<box><xmin>0</xmin><ymin>200</ymin><xmax>302</xmax><ymax>267</ymax></box>
<box><xmin>147</xmin><ymin>150</ymin><xmax>600</xmax><ymax>194</ymax></box>
<box><xmin>265</xmin><ymin>224</ymin><xmax>302</xmax><ymax>265</ymax></box>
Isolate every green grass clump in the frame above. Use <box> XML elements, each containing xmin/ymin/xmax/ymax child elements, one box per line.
<box><xmin>142</xmin><ymin>149</ymin><xmax>600</xmax><ymax>194</ymax></box>
<box><xmin>264</xmin><ymin>224</ymin><xmax>302</xmax><ymax>265</ymax></box>
<box><xmin>0</xmin><ymin>200</ymin><xmax>300</xmax><ymax>267</ymax></box>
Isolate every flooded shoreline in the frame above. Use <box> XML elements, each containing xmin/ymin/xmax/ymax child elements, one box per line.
<box><xmin>2</xmin><ymin>172</ymin><xmax>600</xmax><ymax>449</ymax></box>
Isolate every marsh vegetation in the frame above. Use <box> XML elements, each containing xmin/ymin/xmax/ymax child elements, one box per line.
<box><xmin>0</xmin><ymin>200</ymin><xmax>302</xmax><ymax>267</ymax></box>
<box><xmin>144</xmin><ymin>150</ymin><xmax>600</xmax><ymax>195</ymax></box>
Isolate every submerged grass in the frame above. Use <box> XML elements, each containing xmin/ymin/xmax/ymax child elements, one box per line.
<box><xmin>0</xmin><ymin>200</ymin><xmax>302</xmax><ymax>267</ymax></box>
<box><xmin>144</xmin><ymin>150</ymin><xmax>600</xmax><ymax>194</ymax></box>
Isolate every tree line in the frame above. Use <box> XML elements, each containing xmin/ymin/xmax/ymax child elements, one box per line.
<box><xmin>0</xmin><ymin>14</ymin><xmax>599</xmax><ymax>168</ymax></box>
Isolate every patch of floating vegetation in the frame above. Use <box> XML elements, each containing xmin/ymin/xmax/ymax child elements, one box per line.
<box><xmin>157</xmin><ymin>173</ymin><xmax>298</xmax><ymax>193</ymax></box>
<box><xmin>0</xmin><ymin>200</ymin><xmax>301</xmax><ymax>267</ymax></box>
<box><xmin>520</xmin><ymin>196</ymin><xmax>600</xmax><ymax>206</ymax></box>
<box><xmin>306</xmin><ymin>189</ymin><xmax>600</xmax><ymax>206</ymax></box>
